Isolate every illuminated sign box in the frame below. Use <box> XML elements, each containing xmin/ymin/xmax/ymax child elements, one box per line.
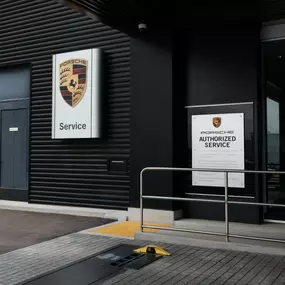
<box><xmin>52</xmin><ymin>48</ymin><xmax>103</xmax><ymax>139</ymax></box>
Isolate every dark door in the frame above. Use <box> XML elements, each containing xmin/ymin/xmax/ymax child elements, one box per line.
<box><xmin>1</xmin><ymin>109</ymin><xmax>28</xmax><ymax>190</ymax></box>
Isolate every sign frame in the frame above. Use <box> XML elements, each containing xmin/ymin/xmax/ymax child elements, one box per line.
<box><xmin>186</xmin><ymin>102</ymin><xmax>256</xmax><ymax>197</ymax></box>
<box><xmin>52</xmin><ymin>48</ymin><xmax>103</xmax><ymax>139</ymax></box>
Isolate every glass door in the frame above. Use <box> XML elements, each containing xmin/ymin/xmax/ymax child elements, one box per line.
<box><xmin>264</xmin><ymin>40</ymin><xmax>285</xmax><ymax>220</ymax></box>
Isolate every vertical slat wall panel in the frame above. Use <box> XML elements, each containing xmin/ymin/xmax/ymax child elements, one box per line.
<box><xmin>0</xmin><ymin>0</ymin><xmax>130</xmax><ymax>209</ymax></box>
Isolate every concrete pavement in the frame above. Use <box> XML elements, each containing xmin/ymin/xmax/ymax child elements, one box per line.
<box><xmin>0</xmin><ymin>230</ymin><xmax>285</xmax><ymax>284</ymax></box>
<box><xmin>0</xmin><ymin>209</ymin><xmax>113</xmax><ymax>254</ymax></box>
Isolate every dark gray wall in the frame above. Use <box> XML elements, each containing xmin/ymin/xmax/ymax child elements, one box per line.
<box><xmin>187</xmin><ymin>24</ymin><xmax>260</xmax><ymax>106</ymax></box>
<box><xmin>185</xmin><ymin>23</ymin><xmax>262</xmax><ymax>223</ymax></box>
<box><xmin>130</xmin><ymin>37</ymin><xmax>175</xmax><ymax>210</ymax></box>
<box><xmin>262</xmin><ymin>0</ymin><xmax>285</xmax><ymax>21</ymax></box>
<box><xmin>129</xmin><ymin>22</ymin><xmax>262</xmax><ymax>221</ymax></box>
<box><xmin>0</xmin><ymin>0</ymin><xmax>131</xmax><ymax>209</ymax></box>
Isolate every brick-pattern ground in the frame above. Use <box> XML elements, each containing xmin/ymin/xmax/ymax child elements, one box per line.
<box><xmin>0</xmin><ymin>233</ymin><xmax>285</xmax><ymax>285</ymax></box>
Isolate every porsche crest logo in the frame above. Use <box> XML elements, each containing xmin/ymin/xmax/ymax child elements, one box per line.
<box><xmin>59</xmin><ymin>58</ymin><xmax>87</xmax><ymax>107</ymax></box>
<box><xmin>213</xmin><ymin>117</ymin><xmax>221</xmax><ymax>128</ymax></box>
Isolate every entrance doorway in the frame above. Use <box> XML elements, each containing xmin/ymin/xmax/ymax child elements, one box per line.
<box><xmin>263</xmin><ymin>39</ymin><xmax>285</xmax><ymax>220</ymax></box>
<box><xmin>1</xmin><ymin>109</ymin><xmax>28</xmax><ymax>190</ymax></box>
<box><xmin>0</xmin><ymin>64</ymin><xmax>30</xmax><ymax>201</ymax></box>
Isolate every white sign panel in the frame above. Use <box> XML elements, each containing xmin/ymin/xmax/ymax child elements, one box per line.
<box><xmin>52</xmin><ymin>49</ymin><xmax>102</xmax><ymax>139</ymax></box>
<box><xmin>192</xmin><ymin>113</ymin><xmax>245</xmax><ymax>188</ymax></box>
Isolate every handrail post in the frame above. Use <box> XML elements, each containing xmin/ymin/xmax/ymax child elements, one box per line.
<box><xmin>224</xmin><ymin>171</ymin><xmax>229</xmax><ymax>242</ymax></box>
<box><xmin>140</xmin><ymin>170</ymin><xmax>144</xmax><ymax>232</ymax></box>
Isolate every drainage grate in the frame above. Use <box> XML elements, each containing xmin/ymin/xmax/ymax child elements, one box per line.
<box><xmin>110</xmin><ymin>252</ymin><xmax>142</xmax><ymax>267</ymax></box>
<box><xmin>24</xmin><ymin>244</ymin><xmax>162</xmax><ymax>285</ymax></box>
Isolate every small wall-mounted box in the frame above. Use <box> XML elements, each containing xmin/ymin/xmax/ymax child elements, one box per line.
<box><xmin>108</xmin><ymin>159</ymin><xmax>128</xmax><ymax>173</ymax></box>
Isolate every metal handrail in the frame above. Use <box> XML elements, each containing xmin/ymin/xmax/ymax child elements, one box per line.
<box><xmin>140</xmin><ymin>167</ymin><xmax>285</xmax><ymax>244</ymax></box>
<box><xmin>185</xmin><ymin>192</ymin><xmax>255</xmax><ymax>199</ymax></box>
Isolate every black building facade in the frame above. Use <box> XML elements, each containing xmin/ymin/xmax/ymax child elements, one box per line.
<box><xmin>0</xmin><ymin>0</ymin><xmax>131</xmax><ymax>210</ymax></box>
<box><xmin>1</xmin><ymin>0</ymin><xmax>285</xmax><ymax>224</ymax></box>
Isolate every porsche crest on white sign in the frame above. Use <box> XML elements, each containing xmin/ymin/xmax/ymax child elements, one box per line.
<box><xmin>52</xmin><ymin>49</ymin><xmax>103</xmax><ymax>139</ymax></box>
<box><xmin>192</xmin><ymin>113</ymin><xmax>245</xmax><ymax>188</ymax></box>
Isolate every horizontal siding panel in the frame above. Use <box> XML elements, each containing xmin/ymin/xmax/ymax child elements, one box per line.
<box><xmin>30</xmin><ymin>192</ymin><xmax>129</xmax><ymax>200</ymax></box>
<box><xmin>0</xmin><ymin>0</ymin><xmax>130</xmax><ymax>210</ymax></box>
<box><xmin>2</xmin><ymin>31</ymin><xmax>127</xmax><ymax>52</ymax></box>
<box><xmin>3</xmin><ymin>26</ymin><xmax>116</xmax><ymax>47</ymax></box>
<box><xmin>0</xmin><ymin>42</ymin><xmax>130</xmax><ymax>65</ymax></box>
<box><xmin>1</xmin><ymin>20</ymin><xmax>96</xmax><ymax>40</ymax></box>
<box><xmin>29</xmin><ymin>176</ymin><xmax>129</xmax><ymax>184</ymax></box>
<box><xmin>263</xmin><ymin>0</ymin><xmax>285</xmax><ymax>21</ymax></box>
<box><xmin>29</xmin><ymin>200</ymin><xmax>128</xmax><ymax>210</ymax></box>
<box><xmin>31</xmin><ymin>184</ymin><xmax>129</xmax><ymax>191</ymax></box>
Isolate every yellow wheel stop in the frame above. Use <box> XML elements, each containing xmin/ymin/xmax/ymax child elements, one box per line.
<box><xmin>134</xmin><ymin>245</ymin><xmax>171</xmax><ymax>256</ymax></box>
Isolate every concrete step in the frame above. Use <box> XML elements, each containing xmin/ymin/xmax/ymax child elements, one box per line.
<box><xmin>135</xmin><ymin>231</ymin><xmax>285</xmax><ymax>256</ymax></box>
<box><xmin>0</xmin><ymin>200</ymin><xmax>128</xmax><ymax>220</ymax></box>
<box><xmin>135</xmin><ymin>219</ymin><xmax>285</xmax><ymax>256</ymax></box>
<box><xmin>174</xmin><ymin>219</ymin><xmax>285</xmax><ymax>240</ymax></box>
